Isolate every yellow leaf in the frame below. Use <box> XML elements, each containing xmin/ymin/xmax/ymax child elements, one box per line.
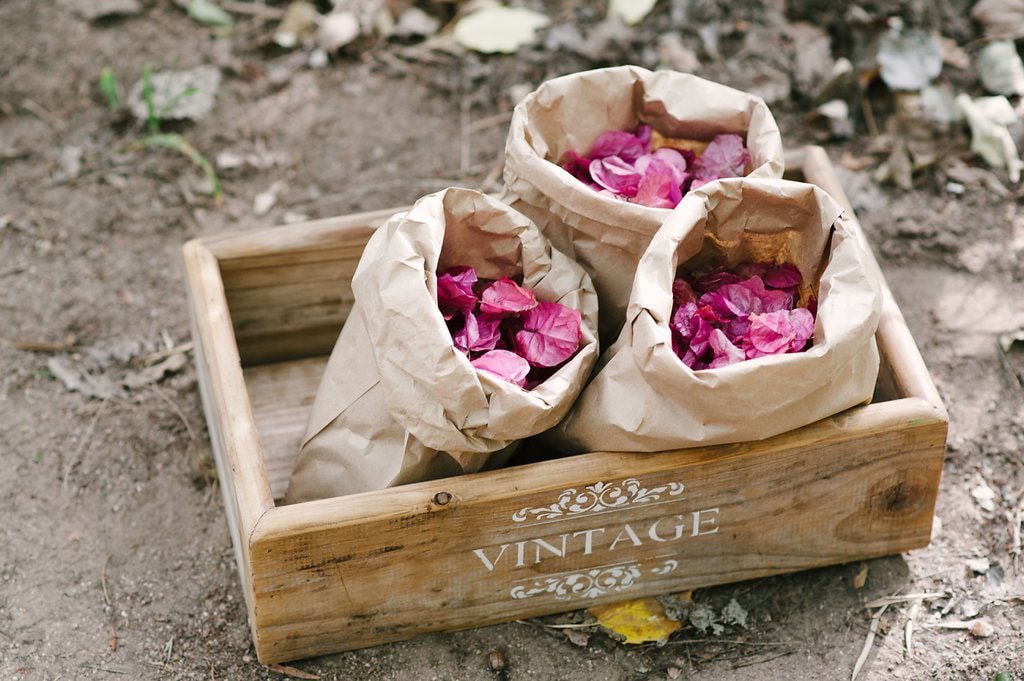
<box><xmin>588</xmin><ymin>597</ymin><xmax>681</xmax><ymax>645</ymax></box>
<box><xmin>853</xmin><ymin>561</ymin><xmax>869</xmax><ymax>589</ymax></box>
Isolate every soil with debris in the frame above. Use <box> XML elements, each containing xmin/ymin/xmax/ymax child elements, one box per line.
<box><xmin>3</xmin><ymin>0</ymin><xmax>1023</xmax><ymax>679</ymax></box>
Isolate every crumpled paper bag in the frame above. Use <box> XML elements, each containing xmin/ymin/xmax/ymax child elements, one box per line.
<box><xmin>285</xmin><ymin>188</ymin><xmax>599</xmax><ymax>503</ymax></box>
<box><xmin>551</xmin><ymin>177</ymin><xmax>881</xmax><ymax>454</ymax></box>
<box><xmin>503</xmin><ymin>65</ymin><xmax>785</xmax><ymax>344</ymax></box>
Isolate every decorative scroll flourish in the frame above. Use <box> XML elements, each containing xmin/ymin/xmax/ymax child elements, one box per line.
<box><xmin>510</xmin><ymin>564</ymin><xmax>642</xmax><ymax>600</ymax></box>
<box><xmin>512</xmin><ymin>478</ymin><xmax>685</xmax><ymax>523</ymax></box>
<box><xmin>650</xmin><ymin>559</ymin><xmax>680</xmax><ymax>576</ymax></box>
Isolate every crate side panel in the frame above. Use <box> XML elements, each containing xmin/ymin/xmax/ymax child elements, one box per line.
<box><xmin>245</xmin><ymin>357</ymin><xmax>329</xmax><ymax>500</ymax></box>
<box><xmin>249</xmin><ymin>414</ymin><xmax>945</xmax><ymax>662</ymax></box>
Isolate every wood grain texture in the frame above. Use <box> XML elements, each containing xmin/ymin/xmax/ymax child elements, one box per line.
<box><xmin>184</xmin><ymin>147</ymin><xmax>949</xmax><ymax>664</ymax></box>
<box><xmin>248</xmin><ymin>398</ymin><xmax>945</xmax><ymax>661</ymax></box>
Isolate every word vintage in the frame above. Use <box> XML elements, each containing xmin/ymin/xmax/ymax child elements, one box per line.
<box><xmin>467</xmin><ymin>478</ymin><xmax>722</xmax><ymax>601</ymax></box>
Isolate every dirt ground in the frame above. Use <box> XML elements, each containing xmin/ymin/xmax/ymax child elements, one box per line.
<box><xmin>3</xmin><ymin>0</ymin><xmax>1024</xmax><ymax>679</ymax></box>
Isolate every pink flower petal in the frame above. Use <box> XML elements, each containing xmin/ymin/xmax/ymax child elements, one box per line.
<box><xmin>747</xmin><ymin>308</ymin><xmax>814</xmax><ymax>357</ymax></box>
<box><xmin>591</xmin><ymin>129</ymin><xmax>647</xmax><ymax>162</ymax></box>
<box><xmin>471</xmin><ymin>349</ymin><xmax>531</xmax><ymax>388</ymax></box>
<box><xmin>788</xmin><ymin>307</ymin><xmax>815</xmax><ymax>351</ymax></box>
<box><xmin>672</xmin><ymin>277</ymin><xmax>696</xmax><ymax>308</ymax></box>
<box><xmin>589</xmin><ymin>156</ymin><xmax>642</xmax><ymax>197</ymax></box>
<box><xmin>479</xmin><ymin>278</ymin><xmax>538</xmax><ymax>315</ymax></box>
<box><xmin>762</xmin><ymin>262</ymin><xmax>803</xmax><ymax>290</ymax></box>
<box><xmin>691</xmin><ymin>133</ymin><xmax>750</xmax><ymax>185</ymax></box>
<box><xmin>437</xmin><ymin>266</ymin><xmax>478</xmax><ymax>319</ymax></box>
<box><xmin>453</xmin><ymin>311</ymin><xmax>503</xmax><ymax>354</ymax></box>
<box><xmin>707</xmin><ymin>328</ymin><xmax>746</xmax><ymax>368</ymax></box>
<box><xmin>695</xmin><ymin>267</ymin><xmax>743</xmax><ymax>291</ymax></box>
<box><xmin>633</xmin><ymin>166</ymin><xmax>679</xmax><ymax>208</ymax></box>
<box><xmin>559</xmin><ymin>150</ymin><xmax>593</xmax><ymax>183</ymax></box>
<box><xmin>514</xmin><ymin>301</ymin><xmax>583</xmax><ymax>368</ymax></box>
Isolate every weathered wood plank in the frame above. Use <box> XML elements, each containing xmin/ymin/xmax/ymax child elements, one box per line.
<box><xmin>248</xmin><ymin>397</ymin><xmax>945</xmax><ymax>661</ymax></box>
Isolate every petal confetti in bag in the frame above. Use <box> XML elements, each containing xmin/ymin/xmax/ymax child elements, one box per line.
<box><xmin>285</xmin><ymin>188</ymin><xmax>599</xmax><ymax>503</ymax></box>
<box><xmin>551</xmin><ymin>178</ymin><xmax>882</xmax><ymax>454</ymax></box>
<box><xmin>503</xmin><ymin>65</ymin><xmax>785</xmax><ymax>344</ymax></box>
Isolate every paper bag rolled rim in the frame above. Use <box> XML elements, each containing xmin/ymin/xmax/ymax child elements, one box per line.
<box><xmin>627</xmin><ymin>176</ymin><xmax>881</xmax><ymax>396</ymax></box>
<box><xmin>344</xmin><ymin>187</ymin><xmax>600</xmax><ymax>453</ymax></box>
<box><xmin>504</xmin><ymin>65</ymin><xmax>786</xmax><ymax>237</ymax></box>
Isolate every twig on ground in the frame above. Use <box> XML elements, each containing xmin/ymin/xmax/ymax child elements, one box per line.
<box><xmin>139</xmin><ymin>341</ymin><xmax>193</xmax><ymax>367</ymax></box>
<box><xmin>62</xmin><ymin>400</ymin><xmax>110</xmax><ymax>495</ymax></box>
<box><xmin>301</xmin><ymin>178</ymin><xmax>457</xmax><ymax>211</ymax></box>
<box><xmin>220</xmin><ymin>0</ymin><xmax>284</xmax><ymax>18</ymax></box>
<box><xmin>3</xmin><ymin>337</ymin><xmax>75</xmax><ymax>352</ymax></box>
<box><xmin>515</xmin><ymin>619</ymin><xmax>597</xmax><ymax>629</ymax></box>
<box><xmin>904</xmin><ymin>599</ymin><xmax>921</xmax><ymax>658</ymax></box>
<box><xmin>478</xmin><ymin>152</ymin><xmax>505</xmax><ymax>193</ymax></box>
<box><xmin>860</xmin><ymin>97</ymin><xmax>879</xmax><ymax>139</ymax></box>
<box><xmin>267</xmin><ymin>663</ymin><xmax>321</xmax><ymax>679</ymax></box>
<box><xmin>851</xmin><ymin>604</ymin><xmax>888</xmax><ymax>681</ymax></box>
<box><xmin>81</xmin><ymin>664</ymin><xmax>126</xmax><ymax>674</ymax></box>
<box><xmin>108</xmin><ymin>618</ymin><xmax>119</xmax><ymax>653</ymax></box>
<box><xmin>460</xmin><ymin>97</ymin><xmax>471</xmax><ymax>175</ymax></box>
<box><xmin>22</xmin><ymin>99</ymin><xmax>62</xmax><ymax>129</ymax></box>
<box><xmin>1009</xmin><ymin>505</ymin><xmax>1022</xmax><ymax>574</ymax></box>
<box><xmin>101</xmin><ymin>554</ymin><xmax>113</xmax><ymax>606</ymax></box>
<box><xmin>468</xmin><ymin>111</ymin><xmax>514</xmax><ymax>134</ymax></box>
<box><xmin>864</xmin><ymin>592</ymin><xmax>944</xmax><ymax>609</ymax></box>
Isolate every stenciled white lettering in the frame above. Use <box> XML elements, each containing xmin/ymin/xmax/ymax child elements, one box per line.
<box><xmin>470</xmin><ymin>506</ymin><xmax>721</xmax><ymax>573</ymax></box>
<box><xmin>648</xmin><ymin>515</ymin><xmax>686</xmax><ymax>542</ymax></box>
<box><xmin>691</xmin><ymin>508</ymin><xmax>719</xmax><ymax>536</ymax></box>
<box><xmin>472</xmin><ymin>544</ymin><xmax>509</xmax><ymax>572</ymax></box>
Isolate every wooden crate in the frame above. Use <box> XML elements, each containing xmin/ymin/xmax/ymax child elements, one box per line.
<box><xmin>183</xmin><ymin>147</ymin><xmax>947</xmax><ymax>664</ymax></box>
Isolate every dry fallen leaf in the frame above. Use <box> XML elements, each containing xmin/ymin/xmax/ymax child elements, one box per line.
<box><xmin>876</xmin><ymin>27</ymin><xmax>943</xmax><ymax>92</ymax></box>
<box><xmin>956</xmin><ymin>94</ymin><xmax>1023</xmax><ymax>183</ymax></box>
<box><xmin>453</xmin><ymin>6</ymin><xmax>550</xmax><ymax>54</ymax></box>
<box><xmin>853</xmin><ymin>561</ymin><xmax>869</xmax><ymax>589</ymax></box>
<box><xmin>977</xmin><ymin>41</ymin><xmax>1024</xmax><ymax>96</ymax></box>
<box><xmin>972</xmin><ymin>0</ymin><xmax>1024</xmax><ymax>41</ymax></box>
<box><xmin>588</xmin><ymin>597</ymin><xmax>681</xmax><ymax>644</ymax></box>
<box><xmin>608</xmin><ymin>0</ymin><xmax>658</xmax><ymax>26</ymax></box>
<box><xmin>274</xmin><ymin>1</ymin><xmax>319</xmax><ymax>49</ymax></box>
<box><xmin>970</xmin><ymin>619</ymin><xmax>996</xmax><ymax>638</ymax></box>
<box><xmin>318</xmin><ymin>11</ymin><xmax>360</xmax><ymax>52</ymax></box>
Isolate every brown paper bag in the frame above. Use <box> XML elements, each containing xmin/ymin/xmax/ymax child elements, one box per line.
<box><xmin>503</xmin><ymin>65</ymin><xmax>785</xmax><ymax>344</ymax></box>
<box><xmin>551</xmin><ymin>178</ymin><xmax>881</xmax><ymax>454</ymax></box>
<box><xmin>285</xmin><ymin>188</ymin><xmax>599</xmax><ymax>503</ymax></box>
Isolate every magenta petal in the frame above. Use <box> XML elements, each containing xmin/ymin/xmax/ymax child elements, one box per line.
<box><xmin>479</xmin><ymin>278</ymin><xmax>538</xmax><ymax>315</ymax></box>
<box><xmin>707</xmin><ymin>328</ymin><xmax>746</xmax><ymax>369</ymax></box>
<box><xmin>762</xmin><ymin>262</ymin><xmax>803</xmax><ymax>290</ymax></box>
<box><xmin>672</xmin><ymin>278</ymin><xmax>696</xmax><ymax>308</ymax></box>
<box><xmin>670</xmin><ymin>301</ymin><xmax>698</xmax><ymax>340</ymax></box>
<box><xmin>589</xmin><ymin>156</ymin><xmax>642</xmax><ymax>197</ymax></box>
<box><xmin>514</xmin><ymin>301</ymin><xmax>583</xmax><ymax>368</ymax></box>
<box><xmin>633</xmin><ymin>167</ymin><xmax>677</xmax><ymax>208</ymax></box>
<box><xmin>692</xmin><ymin>133</ymin><xmax>750</xmax><ymax>183</ymax></box>
<box><xmin>695</xmin><ymin>268</ymin><xmax>743</xmax><ymax>292</ymax></box>
<box><xmin>590</xmin><ymin>130</ymin><xmax>646</xmax><ymax>162</ymax></box>
<box><xmin>560</xmin><ymin>150</ymin><xmax>594</xmax><ymax>183</ymax></box>
<box><xmin>453</xmin><ymin>311</ymin><xmax>503</xmax><ymax>354</ymax></box>
<box><xmin>788</xmin><ymin>307</ymin><xmax>815</xmax><ymax>351</ymax></box>
<box><xmin>471</xmin><ymin>349</ymin><xmax>531</xmax><ymax>387</ymax></box>
<box><xmin>652</xmin><ymin>148</ymin><xmax>689</xmax><ymax>184</ymax></box>
<box><xmin>748</xmin><ymin>310</ymin><xmax>798</xmax><ymax>355</ymax></box>
<box><xmin>437</xmin><ymin>266</ymin><xmax>478</xmax><ymax>318</ymax></box>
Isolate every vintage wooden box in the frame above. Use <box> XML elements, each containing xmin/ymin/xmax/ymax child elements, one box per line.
<box><xmin>183</xmin><ymin>147</ymin><xmax>948</xmax><ymax>664</ymax></box>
